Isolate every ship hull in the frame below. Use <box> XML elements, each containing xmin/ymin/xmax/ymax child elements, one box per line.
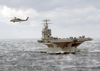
<box><xmin>40</xmin><ymin>41</ymin><xmax>83</xmax><ymax>53</ymax></box>
<box><xmin>38</xmin><ymin>19</ymin><xmax>93</xmax><ymax>54</ymax></box>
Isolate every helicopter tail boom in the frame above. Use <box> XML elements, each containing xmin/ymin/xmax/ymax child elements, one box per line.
<box><xmin>26</xmin><ymin>17</ymin><xmax>29</xmax><ymax>21</ymax></box>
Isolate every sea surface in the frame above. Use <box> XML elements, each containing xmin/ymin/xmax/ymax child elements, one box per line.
<box><xmin>0</xmin><ymin>39</ymin><xmax>100</xmax><ymax>71</ymax></box>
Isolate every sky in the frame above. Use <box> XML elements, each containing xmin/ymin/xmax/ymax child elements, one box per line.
<box><xmin>0</xmin><ymin>0</ymin><xmax>100</xmax><ymax>39</ymax></box>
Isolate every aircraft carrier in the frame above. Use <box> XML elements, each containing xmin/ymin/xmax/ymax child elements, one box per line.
<box><xmin>38</xmin><ymin>19</ymin><xmax>93</xmax><ymax>54</ymax></box>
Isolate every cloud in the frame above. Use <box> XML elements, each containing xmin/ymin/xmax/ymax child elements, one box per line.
<box><xmin>0</xmin><ymin>5</ymin><xmax>39</xmax><ymax>26</ymax></box>
<box><xmin>0</xmin><ymin>5</ymin><xmax>100</xmax><ymax>26</ymax></box>
<box><xmin>38</xmin><ymin>5</ymin><xmax>100</xmax><ymax>27</ymax></box>
<box><xmin>1</xmin><ymin>6</ymin><xmax>38</xmax><ymax>18</ymax></box>
<box><xmin>38</xmin><ymin>5</ymin><xmax>100</xmax><ymax>38</ymax></box>
<box><xmin>0</xmin><ymin>5</ymin><xmax>100</xmax><ymax>38</ymax></box>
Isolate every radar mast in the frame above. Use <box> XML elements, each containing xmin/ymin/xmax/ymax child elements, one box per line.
<box><xmin>43</xmin><ymin>19</ymin><xmax>50</xmax><ymax>29</ymax></box>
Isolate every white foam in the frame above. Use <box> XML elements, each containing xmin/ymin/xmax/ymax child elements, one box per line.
<box><xmin>89</xmin><ymin>50</ymin><xmax>100</xmax><ymax>52</ymax></box>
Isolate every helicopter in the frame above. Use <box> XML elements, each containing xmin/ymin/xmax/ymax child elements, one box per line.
<box><xmin>10</xmin><ymin>17</ymin><xmax>29</xmax><ymax>23</ymax></box>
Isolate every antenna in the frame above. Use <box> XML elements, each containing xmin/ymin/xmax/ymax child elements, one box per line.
<box><xmin>43</xmin><ymin>19</ymin><xmax>51</xmax><ymax>29</ymax></box>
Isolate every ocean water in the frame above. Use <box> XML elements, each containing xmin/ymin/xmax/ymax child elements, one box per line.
<box><xmin>0</xmin><ymin>39</ymin><xmax>100</xmax><ymax>71</ymax></box>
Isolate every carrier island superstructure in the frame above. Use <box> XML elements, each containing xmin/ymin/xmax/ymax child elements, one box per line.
<box><xmin>38</xmin><ymin>19</ymin><xmax>93</xmax><ymax>54</ymax></box>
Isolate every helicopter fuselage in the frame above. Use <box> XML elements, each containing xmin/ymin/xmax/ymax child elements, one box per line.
<box><xmin>10</xmin><ymin>17</ymin><xmax>29</xmax><ymax>23</ymax></box>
